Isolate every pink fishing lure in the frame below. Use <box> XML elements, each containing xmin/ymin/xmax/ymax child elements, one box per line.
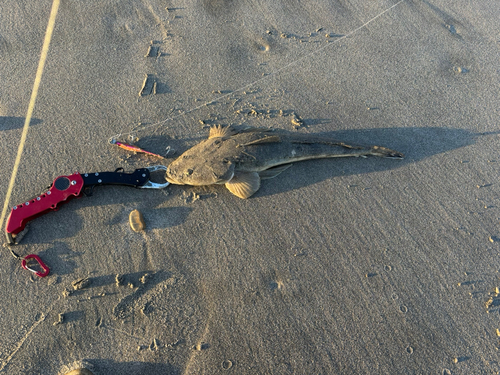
<box><xmin>109</xmin><ymin>139</ymin><xmax>164</xmax><ymax>158</ymax></box>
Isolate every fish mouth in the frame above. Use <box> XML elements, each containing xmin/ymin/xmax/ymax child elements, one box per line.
<box><xmin>165</xmin><ymin>174</ymin><xmax>183</xmax><ymax>185</ymax></box>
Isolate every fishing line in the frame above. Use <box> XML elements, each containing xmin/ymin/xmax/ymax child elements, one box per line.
<box><xmin>0</xmin><ymin>0</ymin><xmax>61</xmax><ymax>244</ymax></box>
<box><xmin>109</xmin><ymin>0</ymin><xmax>405</xmax><ymax>142</ymax></box>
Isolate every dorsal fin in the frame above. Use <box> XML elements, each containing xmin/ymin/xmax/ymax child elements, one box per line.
<box><xmin>209</xmin><ymin>125</ymin><xmax>234</xmax><ymax>139</ymax></box>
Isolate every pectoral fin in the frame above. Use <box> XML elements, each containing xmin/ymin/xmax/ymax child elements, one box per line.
<box><xmin>258</xmin><ymin>164</ymin><xmax>292</xmax><ymax>180</ymax></box>
<box><xmin>225</xmin><ymin>172</ymin><xmax>261</xmax><ymax>199</ymax></box>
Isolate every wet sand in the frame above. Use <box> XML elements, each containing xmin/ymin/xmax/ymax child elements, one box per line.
<box><xmin>1</xmin><ymin>0</ymin><xmax>500</xmax><ymax>374</ymax></box>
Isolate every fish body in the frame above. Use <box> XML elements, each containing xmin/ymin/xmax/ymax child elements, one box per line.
<box><xmin>165</xmin><ymin>125</ymin><xmax>403</xmax><ymax>199</ymax></box>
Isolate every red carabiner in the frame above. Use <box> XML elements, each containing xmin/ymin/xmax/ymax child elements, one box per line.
<box><xmin>21</xmin><ymin>254</ymin><xmax>50</xmax><ymax>277</ymax></box>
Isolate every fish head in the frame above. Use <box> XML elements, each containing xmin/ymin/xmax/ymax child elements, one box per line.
<box><xmin>165</xmin><ymin>133</ymin><xmax>243</xmax><ymax>186</ymax></box>
<box><xmin>165</xmin><ymin>151</ymin><xmax>235</xmax><ymax>186</ymax></box>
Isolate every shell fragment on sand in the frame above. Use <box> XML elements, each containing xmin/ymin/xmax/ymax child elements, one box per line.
<box><xmin>129</xmin><ymin>209</ymin><xmax>146</xmax><ymax>232</ymax></box>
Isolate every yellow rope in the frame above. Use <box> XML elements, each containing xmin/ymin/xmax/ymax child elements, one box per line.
<box><xmin>0</xmin><ymin>0</ymin><xmax>60</xmax><ymax>239</ymax></box>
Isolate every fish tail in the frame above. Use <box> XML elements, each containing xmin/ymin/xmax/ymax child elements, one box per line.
<box><xmin>368</xmin><ymin>145</ymin><xmax>404</xmax><ymax>159</ymax></box>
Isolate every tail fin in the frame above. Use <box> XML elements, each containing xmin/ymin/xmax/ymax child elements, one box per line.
<box><xmin>369</xmin><ymin>146</ymin><xmax>404</xmax><ymax>159</ymax></box>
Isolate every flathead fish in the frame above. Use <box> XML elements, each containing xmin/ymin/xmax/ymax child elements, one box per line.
<box><xmin>165</xmin><ymin>125</ymin><xmax>403</xmax><ymax>199</ymax></box>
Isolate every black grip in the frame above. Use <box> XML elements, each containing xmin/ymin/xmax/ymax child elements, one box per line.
<box><xmin>81</xmin><ymin>168</ymin><xmax>150</xmax><ymax>188</ymax></box>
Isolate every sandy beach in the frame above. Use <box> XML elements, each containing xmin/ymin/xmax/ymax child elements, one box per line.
<box><xmin>1</xmin><ymin>0</ymin><xmax>500</xmax><ymax>374</ymax></box>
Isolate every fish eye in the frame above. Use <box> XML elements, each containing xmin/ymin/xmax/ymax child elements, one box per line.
<box><xmin>186</xmin><ymin>169</ymin><xmax>193</xmax><ymax>176</ymax></box>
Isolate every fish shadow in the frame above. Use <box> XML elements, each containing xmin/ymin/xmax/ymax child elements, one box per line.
<box><xmin>253</xmin><ymin>126</ymin><xmax>479</xmax><ymax>198</ymax></box>
<box><xmin>0</xmin><ymin>116</ymin><xmax>43</xmax><ymax>131</ymax></box>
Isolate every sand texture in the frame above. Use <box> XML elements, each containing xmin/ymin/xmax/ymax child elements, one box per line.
<box><xmin>1</xmin><ymin>0</ymin><xmax>500</xmax><ymax>374</ymax></box>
